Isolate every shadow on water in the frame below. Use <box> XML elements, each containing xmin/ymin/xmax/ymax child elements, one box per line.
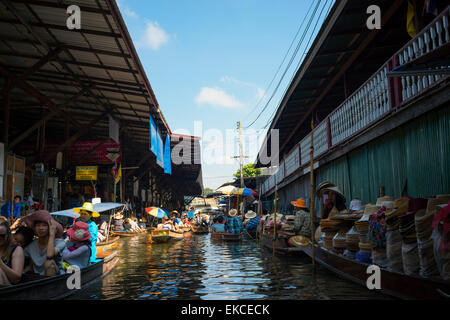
<box><xmin>69</xmin><ymin>233</ymin><xmax>393</xmax><ymax>300</ymax></box>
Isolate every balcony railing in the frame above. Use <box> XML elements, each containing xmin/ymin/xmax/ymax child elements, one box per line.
<box><xmin>262</xmin><ymin>6</ymin><xmax>449</xmax><ymax>194</ymax></box>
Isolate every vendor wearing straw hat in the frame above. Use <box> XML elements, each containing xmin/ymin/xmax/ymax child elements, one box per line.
<box><xmin>226</xmin><ymin>209</ymin><xmax>243</xmax><ymax>234</ymax></box>
<box><xmin>291</xmin><ymin>198</ymin><xmax>311</xmax><ymax>237</ymax></box>
<box><xmin>243</xmin><ymin>210</ymin><xmax>259</xmax><ymax>233</ymax></box>
<box><xmin>73</xmin><ymin>202</ymin><xmax>100</xmax><ymax>264</ymax></box>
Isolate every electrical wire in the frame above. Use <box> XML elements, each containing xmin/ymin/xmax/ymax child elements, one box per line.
<box><xmin>244</xmin><ymin>0</ymin><xmax>323</xmax><ymax>129</ymax></box>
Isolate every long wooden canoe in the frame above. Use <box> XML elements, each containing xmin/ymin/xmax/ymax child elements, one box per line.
<box><xmin>260</xmin><ymin>232</ymin><xmax>296</xmax><ymax>255</ymax></box>
<box><xmin>0</xmin><ymin>251</ymin><xmax>119</xmax><ymax>300</ymax></box>
<box><xmin>151</xmin><ymin>229</ymin><xmax>184</xmax><ymax>243</ymax></box>
<box><xmin>191</xmin><ymin>225</ymin><xmax>209</xmax><ymax>234</ymax></box>
<box><xmin>300</xmin><ymin>244</ymin><xmax>450</xmax><ymax>300</ymax></box>
<box><xmin>111</xmin><ymin>230</ymin><xmax>147</xmax><ymax>237</ymax></box>
<box><xmin>96</xmin><ymin>236</ymin><xmax>119</xmax><ymax>257</ymax></box>
<box><xmin>211</xmin><ymin>231</ymin><xmax>242</xmax><ymax>241</ymax></box>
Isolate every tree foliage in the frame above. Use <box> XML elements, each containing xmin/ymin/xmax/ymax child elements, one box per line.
<box><xmin>203</xmin><ymin>187</ymin><xmax>214</xmax><ymax>197</ymax></box>
<box><xmin>234</xmin><ymin>163</ymin><xmax>261</xmax><ymax>179</ymax></box>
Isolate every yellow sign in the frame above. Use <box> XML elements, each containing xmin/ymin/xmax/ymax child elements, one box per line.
<box><xmin>75</xmin><ymin>166</ymin><xmax>98</xmax><ymax>181</ymax></box>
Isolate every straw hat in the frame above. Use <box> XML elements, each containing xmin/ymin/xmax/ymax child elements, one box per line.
<box><xmin>381</xmin><ymin>201</ymin><xmax>394</xmax><ymax>209</ymax></box>
<box><xmin>271</xmin><ymin>212</ymin><xmax>284</xmax><ymax>220</ymax></box>
<box><xmin>66</xmin><ymin>221</ymin><xmax>92</xmax><ymax>242</ymax></box>
<box><xmin>73</xmin><ymin>202</ymin><xmax>100</xmax><ymax>218</ymax></box>
<box><xmin>288</xmin><ymin>235</ymin><xmax>310</xmax><ymax>247</ymax></box>
<box><xmin>376</xmin><ymin>196</ymin><xmax>394</xmax><ymax>207</ymax></box>
<box><xmin>114</xmin><ymin>212</ymin><xmax>123</xmax><ymax>220</ymax></box>
<box><xmin>321</xmin><ymin>186</ymin><xmax>346</xmax><ymax>202</ymax></box>
<box><xmin>245</xmin><ymin>210</ymin><xmax>257</xmax><ymax>219</ymax></box>
<box><xmin>291</xmin><ymin>198</ymin><xmax>307</xmax><ymax>208</ymax></box>
<box><xmin>171</xmin><ymin>210</ymin><xmax>180</xmax><ymax>217</ymax></box>
<box><xmin>363</xmin><ymin>204</ymin><xmax>379</xmax><ymax>216</ymax></box>
<box><xmin>316</xmin><ymin>181</ymin><xmax>335</xmax><ymax>196</ymax></box>
<box><xmin>228</xmin><ymin>209</ymin><xmax>238</xmax><ymax>217</ymax></box>
<box><xmin>328</xmin><ymin>206</ymin><xmax>339</xmax><ymax>219</ymax></box>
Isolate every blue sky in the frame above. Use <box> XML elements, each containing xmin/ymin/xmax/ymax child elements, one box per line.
<box><xmin>117</xmin><ymin>0</ymin><xmax>334</xmax><ymax>190</ymax></box>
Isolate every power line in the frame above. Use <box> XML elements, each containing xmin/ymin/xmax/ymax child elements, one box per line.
<box><xmin>243</xmin><ymin>0</ymin><xmax>315</xmax><ymax>122</ymax></box>
<box><xmin>244</xmin><ymin>0</ymin><xmax>323</xmax><ymax>129</ymax></box>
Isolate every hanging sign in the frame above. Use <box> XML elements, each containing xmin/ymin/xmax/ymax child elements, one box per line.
<box><xmin>76</xmin><ymin>166</ymin><xmax>98</xmax><ymax>181</ymax></box>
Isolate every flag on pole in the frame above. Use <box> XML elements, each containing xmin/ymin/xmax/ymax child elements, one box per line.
<box><xmin>111</xmin><ymin>157</ymin><xmax>121</xmax><ymax>184</ymax></box>
<box><xmin>407</xmin><ymin>0</ymin><xmax>417</xmax><ymax>38</ymax></box>
<box><xmin>115</xmin><ymin>164</ymin><xmax>122</xmax><ymax>185</ymax></box>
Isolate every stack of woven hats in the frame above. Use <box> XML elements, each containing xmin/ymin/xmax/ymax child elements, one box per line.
<box><xmin>355</xmin><ymin>204</ymin><xmax>378</xmax><ymax>245</ymax></box>
<box><xmin>385</xmin><ymin>197</ymin><xmax>409</xmax><ymax>272</ymax></box>
<box><xmin>415</xmin><ymin>195</ymin><xmax>450</xmax><ymax>277</ymax></box>
<box><xmin>333</xmin><ymin>225</ymin><xmax>351</xmax><ymax>254</ymax></box>
<box><xmin>368</xmin><ymin>200</ymin><xmax>394</xmax><ymax>268</ymax></box>
<box><xmin>399</xmin><ymin>197</ymin><xmax>428</xmax><ymax>276</ymax></box>
<box><xmin>345</xmin><ymin>226</ymin><xmax>360</xmax><ymax>252</ymax></box>
<box><xmin>320</xmin><ymin>208</ymin><xmax>342</xmax><ymax>251</ymax></box>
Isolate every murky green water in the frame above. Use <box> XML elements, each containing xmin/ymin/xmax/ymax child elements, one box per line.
<box><xmin>69</xmin><ymin>233</ymin><xmax>393</xmax><ymax>300</ymax></box>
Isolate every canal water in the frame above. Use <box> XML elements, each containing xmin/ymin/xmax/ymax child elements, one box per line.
<box><xmin>69</xmin><ymin>233</ymin><xmax>393</xmax><ymax>300</ymax></box>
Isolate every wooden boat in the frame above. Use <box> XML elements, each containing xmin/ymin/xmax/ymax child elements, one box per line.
<box><xmin>0</xmin><ymin>251</ymin><xmax>119</xmax><ymax>300</ymax></box>
<box><xmin>211</xmin><ymin>231</ymin><xmax>241</xmax><ymax>241</ymax></box>
<box><xmin>300</xmin><ymin>244</ymin><xmax>450</xmax><ymax>300</ymax></box>
<box><xmin>96</xmin><ymin>236</ymin><xmax>119</xmax><ymax>257</ymax></box>
<box><xmin>111</xmin><ymin>230</ymin><xmax>147</xmax><ymax>237</ymax></box>
<box><xmin>151</xmin><ymin>229</ymin><xmax>184</xmax><ymax>243</ymax></box>
<box><xmin>260</xmin><ymin>232</ymin><xmax>296</xmax><ymax>255</ymax></box>
<box><xmin>180</xmin><ymin>226</ymin><xmax>191</xmax><ymax>233</ymax></box>
<box><xmin>191</xmin><ymin>225</ymin><xmax>209</xmax><ymax>234</ymax></box>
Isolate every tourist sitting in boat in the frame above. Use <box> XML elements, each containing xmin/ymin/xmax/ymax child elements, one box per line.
<box><xmin>113</xmin><ymin>212</ymin><xmax>124</xmax><ymax>231</ymax></box>
<box><xmin>62</xmin><ymin>221</ymin><xmax>92</xmax><ymax>269</ymax></box>
<box><xmin>73</xmin><ymin>202</ymin><xmax>100</xmax><ymax>264</ymax></box>
<box><xmin>22</xmin><ymin>210</ymin><xmax>66</xmax><ymax>276</ymax></box>
<box><xmin>226</xmin><ymin>209</ymin><xmax>243</xmax><ymax>234</ymax></box>
<box><xmin>211</xmin><ymin>216</ymin><xmax>226</xmax><ymax>232</ymax></box>
<box><xmin>13</xmin><ymin>226</ymin><xmax>34</xmax><ymax>249</ymax></box>
<box><xmin>291</xmin><ymin>198</ymin><xmax>311</xmax><ymax>237</ymax></box>
<box><xmin>264</xmin><ymin>213</ymin><xmax>284</xmax><ymax>235</ymax></box>
<box><xmin>243</xmin><ymin>211</ymin><xmax>259</xmax><ymax>233</ymax></box>
<box><xmin>0</xmin><ymin>221</ymin><xmax>24</xmax><ymax>285</ymax></box>
<box><xmin>123</xmin><ymin>218</ymin><xmax>132</xmax><ymax>231</ymax></box>
<box><xmin>130</xmin><ymin>218</ymin><xmax>144</xmax><ymax>232</ymax></box>
<box><xmin>157</xmin><ymin>216</ymin><xmax>172</xmax><ymax>230</ymax></box>
<box><xmin>97</xmin><ymin>217</ymin><xmax>109</xmax><ymax>243</ymax></box>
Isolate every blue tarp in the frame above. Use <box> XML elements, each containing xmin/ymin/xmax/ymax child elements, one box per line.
<box><xmin>164</xmin><ymin>133</ymin><xmax>171</xmax><ymax>174</ymax></box>
<box><xmin>186</xmin><ymin>211</ymin><xmax>194</xmax><ymax>219</ymax></box>
<box><xmin>150</xmin><ymin>115</ymin><xmax>157</xmax><ymax>155</ymax></box>
<box><xmin>51</xmin><ymin>202</ymin><xmax>123</xmax><ymax>218</ymax></box>
<box><xmin>156</xmin><ymin>127</ymin><xmax>164</xmax><ymax>168</ymax></box>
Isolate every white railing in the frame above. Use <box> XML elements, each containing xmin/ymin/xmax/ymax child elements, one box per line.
<box><xmin>398</xmin><ymin>7</ymin><xmax>449</xmax><ymax>102</ymax></box>
<box><xmin>330</xmin><ymin>64</ymin><xmax>390</xmax><ymax>146</ymax></box>
<box><xmin>261</xmin><ymin>7</ymin><xmax>449</xmax><ymax>195</ymax></box>
<box><xmin>300</xmin><ymin>120</ymin><xmax>329</xmax><ymax>165</ymax></box>
<box><xmin>276</xmin><ymin>161</ymin><xmax>285</xmax><ymax>185</ymax></box>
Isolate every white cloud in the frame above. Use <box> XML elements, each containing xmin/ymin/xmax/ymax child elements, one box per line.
<box><xmin>117</xmin><ymin>0</ymin><xmax>138</xmax><ymax>18</ymax></box>
<box><xmin>195</xmin><ymin>87</ymin><xmax>245</xmax><ymax>108</ymax></box>
<box><xmin>140</xmin><ymin>21</ymin><xmax>170</xmax><ymax>50</ymax></box>
<box><xmin>220</xmin><ymin>76</ymin><xmax>265</xmax><ymax>101</ymax></box>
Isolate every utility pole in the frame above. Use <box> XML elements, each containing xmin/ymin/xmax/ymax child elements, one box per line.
<box><xmin>231</xmin><ymin>121</ymin><xmax>249</xmax><ymax>188</ymax></box>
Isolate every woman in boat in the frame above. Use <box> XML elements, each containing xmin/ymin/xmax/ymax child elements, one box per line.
<box><xmin>13</xmin><ymin>226</ymin><xmax>34</xmax><ymax>248</ymax></box>
<box><xmin>291</xmin><ymin>198</ymin><xmax>311</xmax><ymax>237</ymax></box>
<box><xmin>211</xmin><ymin>216</ymin><xmax>226</xmax><ymax>232</ymax></box>
<box><xmin>157</xmin><ymin>216</ymin><xmax>172</xmax><ymax>230</ymax></box>
<box><xmin>97</xmin><ymin>217</ymin><xmax>109</xmax><ymax>243</ymax></box>
<box><xmin>62</xmin><ymin>221</ymin><xmax>92</xmax><ymax>269</ymax></box>
<box><xmin>113</xmin><ymin>212</ymin><xmax>124</xmax><ymax>232</ymax></box>
<box><xmin>226</xmin><ymin>209</ymin><xmax>243</xmax><ymax>235</ymax></box>
<box><xmin>0</xmin><ymin>221</ymin><xmax>24</xmax><ymax>285</ymax></box>
<box><xmin>22</xmin><ymin>210</ymin><xmax>66</xmax><ymax>276</ymax></box>
<box><xmin>73</xmin><ymin>202</ymin><xmax>100</xmax><ymax>264</ymax></box>
<box><xmin>123</xmin><ymin>218</ymin><xmax>132</xmax><ymax>231</ymax></box>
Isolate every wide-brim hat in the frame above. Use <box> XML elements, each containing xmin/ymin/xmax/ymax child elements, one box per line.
<box><xmin>349</xmin><ymin>199</ymin><xmax>364</xmax><ymax>211</ymax></box>
<box><xmin>271</xmin><ymin>213</ymin><xmax>284</xmax><ymax>220</ymax></box>
<box><xmin>321</xmin><ymin>187</ymin><xmax>346</xmax><ymax>202</ymax></box>
<box><xmin>67</xmin><ymin>221</ymin><xmax>92</xmax><ymax>241</ymax></box>
<box><xmin>316</xmin><ymin>181</ymin><xmax>336</xmax><ymax>196</ymax></box>
<box><xmin>291</xmin><ymin>198</ymin><xmax>307</xmax><ymax>208</ymax></box>
<box><xmin>245</xmin><ymin>211</ymin><xmax>257</xmax><ymax>219</ymax></box>
<box><xmin>73</xmin><ymin>202</ymin><xmax>100</xmax><ymax>218</ymax></box>
<box><xmin>171</xmin><ymin>210</ymin><xmax>180</xmax><ymax>217</ymax></box>
<box><xmin>363</xmin><ymin>204</ymin><xmax>378</xmax><ymax>216</ymax></box>
<box><xmin>114</xmin><ymin>212</ymin><xmax>123</xmax><ymax>219</ymax></box>
<box><xmin>288</xmin><ymin>235</ymin><xmax>310</xmax><ymax>247</ymax></box>
<box><xmin>23</xmin><ymin>210</ymin><xmax>64</xmax><ymax>238</ymax></box>
<box><xmin>228</xmin><ymin>209</ymin><xmax>238</xmax><ymax>217</ymax></box>
<box><xmin>376</xmin><ymin>196</ymin><xmax>394</xmax><ymax>207</ymax></box>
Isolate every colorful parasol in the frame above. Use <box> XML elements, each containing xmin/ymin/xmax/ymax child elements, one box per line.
<box><xmin>145</xmin><ymin>207</ymin><xmax>169</xmax><ymax>218</ymax></box>
<box><xmin>234</xmin><ymin>187</ymin><xmax>258</xmax><ymax>196</ymax></box>
<box><xmin>215</xmin><ymin>185</ymin><xmax>238</xmax><ymax>195</ymax></box>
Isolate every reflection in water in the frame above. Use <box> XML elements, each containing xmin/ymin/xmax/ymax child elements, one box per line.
<box><xmin>69</xmin><ymin>234</ymin><xmax>392</xmax><ymax>300</ymax></box>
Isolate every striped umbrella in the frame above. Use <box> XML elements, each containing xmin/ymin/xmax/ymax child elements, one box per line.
<box><xmin>145</xmin><ymin>207</ymin><xmax>169</xmax><ymax>219</ymax></box>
